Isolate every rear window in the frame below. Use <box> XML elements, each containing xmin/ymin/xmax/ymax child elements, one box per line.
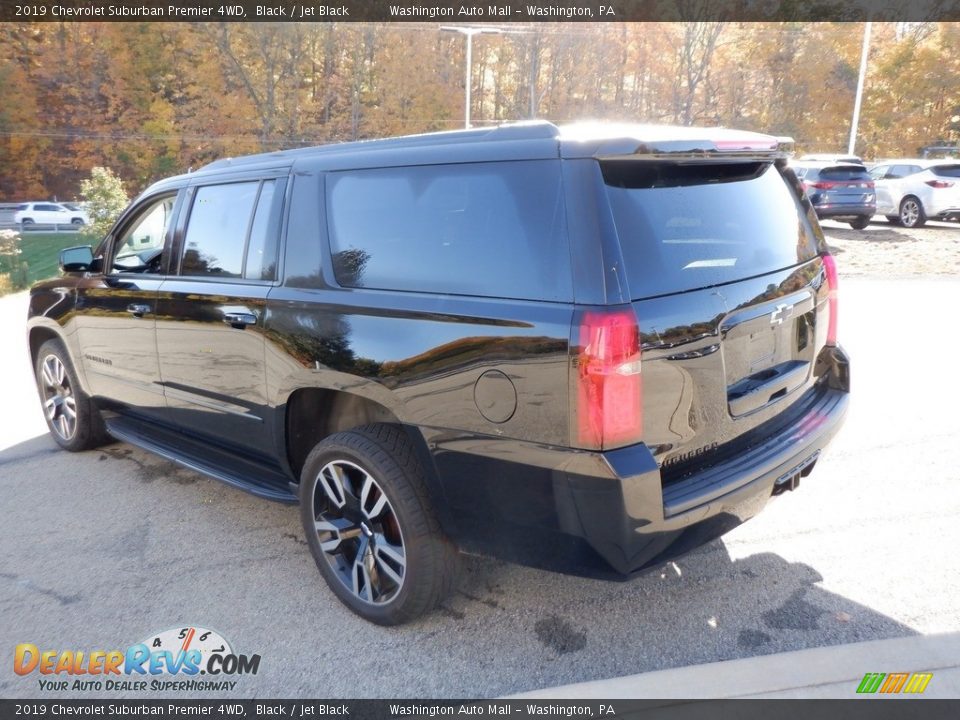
<box><xmin>819</xmin><ymin>166</ymin><xmax>872</xmax><ymax>181</ymax></box>
<box><xmin>932</xmin><ymin>165</ymin><xmax>960</xmax><ymax>178</ymax></box>
<box><xmin>603</xmin><ymin>161</ymin><xmax>819</xmax><ymax>299</ymax></box>
<box><xmin>326</xmin><ymin>161</ymin><xmax>570</xmax><ymax>301</ymax></box>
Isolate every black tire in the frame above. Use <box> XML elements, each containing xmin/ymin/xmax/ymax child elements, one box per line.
<box><xmin>299</xmin><ymin>424</ymin><xmax>459</xmax><ymax>625</ymax></box>
<box><xmin>899</xmin><ymin>196</ymin><xmax>927</xmax><ymax>228</ymax></box>
<box><xmin>34</xmin><ymin>339</ymin><xmax>108</xmax><ymax>451</ymax></box>
<box><xmin>885</xmin><ymin>215</ymin><xmax>901</xmax><ymax>225</ymax></box>
<box><xmin>70</xmin><ymin>218</ymin><xmax>85</xmax><ymax>226</ymax></box>
<box><xmin>21</xmin><ymin>218</ymin><xmax>34</xmax><ymax>226</ymax></box>
<box><xmin>848</xmin><ymin>216</ymin><xmax>871</xmax><ymax>230</ymax></box>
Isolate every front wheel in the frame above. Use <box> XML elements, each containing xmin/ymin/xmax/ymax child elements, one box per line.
<box><xmin>71</xmin><ymin>218</ymin><xmax>85</xmax><ymax>226</ymax></box>
<box><xmin>299</xmin><ymin>424</ymin><xmax>459</xmax><ymax>625</ymax></box>
<box><xmin>848</xmin><ymin>216</ymin><xmax>871</xmax><ymax>230</ymax></box>
<box><xmin>899</xmin><ymin>197</ymin><xmax>927</xmax><ymax>228</ymax></box>
<box><xmin>34</xmin><ymin>339</ymin><xmax>108</xmax><ymax>451</ymax></box>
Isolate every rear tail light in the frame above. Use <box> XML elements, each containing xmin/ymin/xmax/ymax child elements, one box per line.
<box><xmin>821</xmin><ymin>254</ymin><xmax>839</xmax><ymax>346</ymax></box>
<box><xmin>573</xmin><ymin>308</ymin><xmax>643</xmax><ymax>450</ymax></box>
<box><xmin>807</xmin><ymin>181</ymin><xmax>837</xmax><ymax>190</ymax></box>
<box><xmin>925</xmin><ymin>180</ymin><xmax>954</xmax><ymax>189</ymax></box>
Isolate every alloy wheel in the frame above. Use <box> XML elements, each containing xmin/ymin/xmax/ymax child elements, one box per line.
<box><xmin>312</xmin><ymin>460</ymin><xmax>406</xmax><ymax>605</ymax></box>
<box><xmin>901</xmin><ymin>199</ymin><xmax>920</xmax><ymax>227</ymax></box>
<box><xmin>40</xmin><ymin>354</ymin><xmax>77</xmax><ymax>440</ymax></box>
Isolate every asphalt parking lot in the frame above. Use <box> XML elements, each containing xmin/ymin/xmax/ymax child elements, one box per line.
<box><xmin>1</xmin><ymin>274</ymin><xmax>959</xmax><ymax>699</ymax></box>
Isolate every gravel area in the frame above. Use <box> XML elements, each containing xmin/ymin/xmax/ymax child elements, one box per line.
<box><xmin>821</xmin><ymin>218</ymin><xmax>960</xmax><ymax>277</ymax></box>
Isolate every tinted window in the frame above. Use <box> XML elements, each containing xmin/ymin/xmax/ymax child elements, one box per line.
<box><xmin>603</xmin><ymin>161</ymin><xmax>819</xmax><ymax>299</ymax></box>
<box><xmin>36</xmin><ymin>204</ymin><xmax>59</xmax><ymax>212</ymax></box>
<box><xmin>932</xmin><ymin>164</ymin><xmax>960</xmax><ymax>178</ymax></box>
<box><xmin>819</xmin><ymin>166</ymin><xmax>872</xmax><ymax>181</ymax></box>
<box><xmin>15</xmin><ymin>204</ymin><xmax>27</xmax><ymax>210</ymax></box>
<box><xmin>889</xmin><ymin>165</ymin><xmax>921</xmax><ymax>178</ymax></box>
<box><xmin>182</xmin><ymin>182</ymin><xmax>259</xmax><ymax>278</ymax></box>
<box><xmin>244</xmin><ymin>180</ymin><xmax>280</xmax><ymax>281</ymax></box>
<box><xmin>326</xmin><ymin>161</ymin><xmax>570</xmax><ymax>301</ymax></box>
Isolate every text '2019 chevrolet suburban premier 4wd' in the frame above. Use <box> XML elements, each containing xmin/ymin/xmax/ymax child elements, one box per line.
<box><xmin>28</xmin><ymin>122</ymin><xmax>849</xmax><ymax>625</ymax></box>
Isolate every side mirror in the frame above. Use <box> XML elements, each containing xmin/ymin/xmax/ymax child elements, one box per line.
<box><xmin>59</xmin><ymin>245</ymin><xmax>94</xmax><ymax>273</ymax></box>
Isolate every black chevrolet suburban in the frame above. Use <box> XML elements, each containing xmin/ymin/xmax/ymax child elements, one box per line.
<box><xmin>28</xmin><ymin>122</ymin><xmax>850</xmax><ymax>624</ymax></box>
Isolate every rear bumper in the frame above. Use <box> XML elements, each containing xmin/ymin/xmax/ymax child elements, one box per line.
<box><xmin>570</xmin><ymin>378</ymin><xmax>848</xmax><ymax>574</ymax></box>
<box><xmin>814</xmin><ymin>204</ymin><xmax>875</xmax><ymax>219</ymax></box>
<box><xmin>434</xmin><ymin>345</ymin><xmax>850</xmax><ymax>577</ymax></box>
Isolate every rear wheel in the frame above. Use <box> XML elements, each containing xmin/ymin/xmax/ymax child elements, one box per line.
<box><xmin>299</xmin><ymin>424</ymin><xmax>459</xmax><ymax>625</ymax></box>
<box><xmin>899</xmin><ymin>196</ymin><xmax>927</xmax><ymax>228</ymax></box>
<box><xmin>21</xmin><ymin>218</ymin><xmax>34</xmax><ymax>226</ymax></box>
<box><xmin>34</xmin><ymin>339</ymin><xmax>108</xmax><ymax>451</ymax></box>
<box><xmin>70</xmin><ymin>218</ymin><xmax>85</xmax><ymax>226</ymax></box>
<box><xmin>848</xmin><ymin>216</ymin><xmax>871</xmax><ymax>230</ymax></box>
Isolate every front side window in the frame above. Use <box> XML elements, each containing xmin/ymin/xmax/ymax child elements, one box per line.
<box><xmin>111</xmin><ymin>195</ymin><xmax>177</xmax><ymax>274</ymax></box>
<box><xmin>181</xmin><ymin>180</ymin><xmax>280</xmax><ymax>280</ymax></box>
<box><xmin>326</xmin><ymin>161</ymin><xmax>570</xmax><ymax>301</ymax></box>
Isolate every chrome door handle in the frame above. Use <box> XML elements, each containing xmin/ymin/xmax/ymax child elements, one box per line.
<box><xmin>222</xmin><ymin>312</ymin><xmax>257</xmax><ymax>328</ymax></box>
<box><xmin>126</xmin><ymin>304</ymin><xmax>151</xmax><ymax>317</ymax></box>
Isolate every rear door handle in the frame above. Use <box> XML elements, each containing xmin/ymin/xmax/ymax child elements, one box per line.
<box><xmin>126</xmin><ymin>303</ymin><xmax>151</xmax><ymax>317</ymax></box>
<box><xmin>222</xmin><ymin>312</ymin><xmax>257</xmax><ymax>328</ymax></box>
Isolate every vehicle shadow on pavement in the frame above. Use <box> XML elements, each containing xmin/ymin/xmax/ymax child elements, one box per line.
<box><xmin>431</xmin><ymin>539</ymin><xmax>918</xmax><ymax>695</ymax></box>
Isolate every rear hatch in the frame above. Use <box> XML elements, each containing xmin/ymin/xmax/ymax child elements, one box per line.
<box><xmin>930</xmin><ymin>164</ymin><xmax>960</xmax><ymax>208</ymax></box>
<box><xmin>601</xmin><ymin>159</ymin><xmax>832</xmax><ymax>481</ymax></box>
<box><xmin>803</xmin><ymin>164</ymin><xmax>875</xmax><ymax>210</ymax></box>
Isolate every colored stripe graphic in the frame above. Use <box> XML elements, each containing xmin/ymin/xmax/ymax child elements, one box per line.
<box><xmin>880</xmin><ymin>673</ymin><xmax>909</xmax><ymax>693</ymax></box>
<box><xmin>903</xmin><ymin>673</ymin><xmax>933</xmax><ymax>694</ymax></box>
<box><xmin>857</xmin><ymin>672</ymin><xmax>933</xmax><ymax>694</ymax></box>
<box><xmin>857</xmin><ymin>673</ymin><xmax>885</xmax><ymax>693</ymax></box>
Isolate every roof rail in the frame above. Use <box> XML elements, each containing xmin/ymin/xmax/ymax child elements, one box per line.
<box><xmin>199</xmin><ymin>121</ymin><xmax>560</xmax><ymax>172</ymax></box>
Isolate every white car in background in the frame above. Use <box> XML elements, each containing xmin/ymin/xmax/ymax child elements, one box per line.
<box><xmin>868</xmin><ymin>160</ymin><xmax>960</xmax><ymax>228</ymax></box>
<box><xmin>12</xmin><ymin>202</ymin><xmax>90</xmax><ymax>227</ymax></box>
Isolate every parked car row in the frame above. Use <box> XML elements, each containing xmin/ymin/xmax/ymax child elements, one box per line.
<box><xmin>12</xmin><ymin>202</ymin><xmax>89</xmax><ymax>227</ymax></box>
<box><xmin>792</xmin><ymin>154</ymin><xmax>960</xmax><ymax>230</ymax></box>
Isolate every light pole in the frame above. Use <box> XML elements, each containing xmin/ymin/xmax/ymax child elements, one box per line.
<box><xmin>848</xmin><ymin>21</ymin><xmax>872</xmax><ymax>156</ymax></box>
<box><xmin>441</xmin><ymin>26</ymin><xmax>502</xmax><ymax>128</ymax></box>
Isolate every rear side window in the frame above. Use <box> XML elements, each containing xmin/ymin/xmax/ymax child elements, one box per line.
<box><xmin>603</xmin><ymin>161</ymin><xmax>819</xmax><ymax>299</ymax></box>
<box><xmin>326</xmin><ymin>161</ymin><xmax>570</xmax><ymax>301</ymax></box>
<box><xmin>819</xmin><ymin>166</ymin><xmax>872</xmax><ymax>181</ymax></box>
<box><xmin>182</xmin><ymin>180</ymin><xmax>282</xmax><ymax>280</ymax></box>
<box><xmin>932</xmin><ymin>165</ymin><xmax>960</xmax><ymax>178</ymax></box>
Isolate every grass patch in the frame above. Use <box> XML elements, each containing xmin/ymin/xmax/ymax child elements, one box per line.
<box><xmin>18</xmin><ymin>231</ymin><xmax>96</xmax><ymax>286</ymax></box>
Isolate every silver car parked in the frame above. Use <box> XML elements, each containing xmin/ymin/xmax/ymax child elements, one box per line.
<box><xmin>869</xmin><ymin>160</ymin><xmax>960</xmax><ymax>228</ymax></box>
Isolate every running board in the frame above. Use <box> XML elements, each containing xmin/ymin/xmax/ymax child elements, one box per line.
<box><xmin>105</xmin><ymin>416</ymin><xmax>297</xmax><ymax>504</ymax></box>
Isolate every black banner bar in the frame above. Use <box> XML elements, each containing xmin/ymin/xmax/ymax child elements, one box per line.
<box><xmin>1</xmin><ymin>700</ymin><xmax>959</xmax><ymax>720</ymax></box>
<box><xmin>3</xmin><ymin>0</ymin><xmax>960</xmax><ymax>23</ymax></box>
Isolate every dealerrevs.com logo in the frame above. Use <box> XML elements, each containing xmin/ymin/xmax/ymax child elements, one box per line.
<box><xmin>14</xmin><ymin>626</ymin><xmax>261</xmax><ymax>692</ymax></box>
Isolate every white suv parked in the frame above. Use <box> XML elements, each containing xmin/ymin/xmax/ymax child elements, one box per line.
<box><xmin>869</xmin><ymin>160</ymin><xmax>960</xmax><ymax>228</ymax></box>
<box><xmin>13</xmin><ymin>202</ymin><xmax>89</xmax><ymax>227</ymax></box>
